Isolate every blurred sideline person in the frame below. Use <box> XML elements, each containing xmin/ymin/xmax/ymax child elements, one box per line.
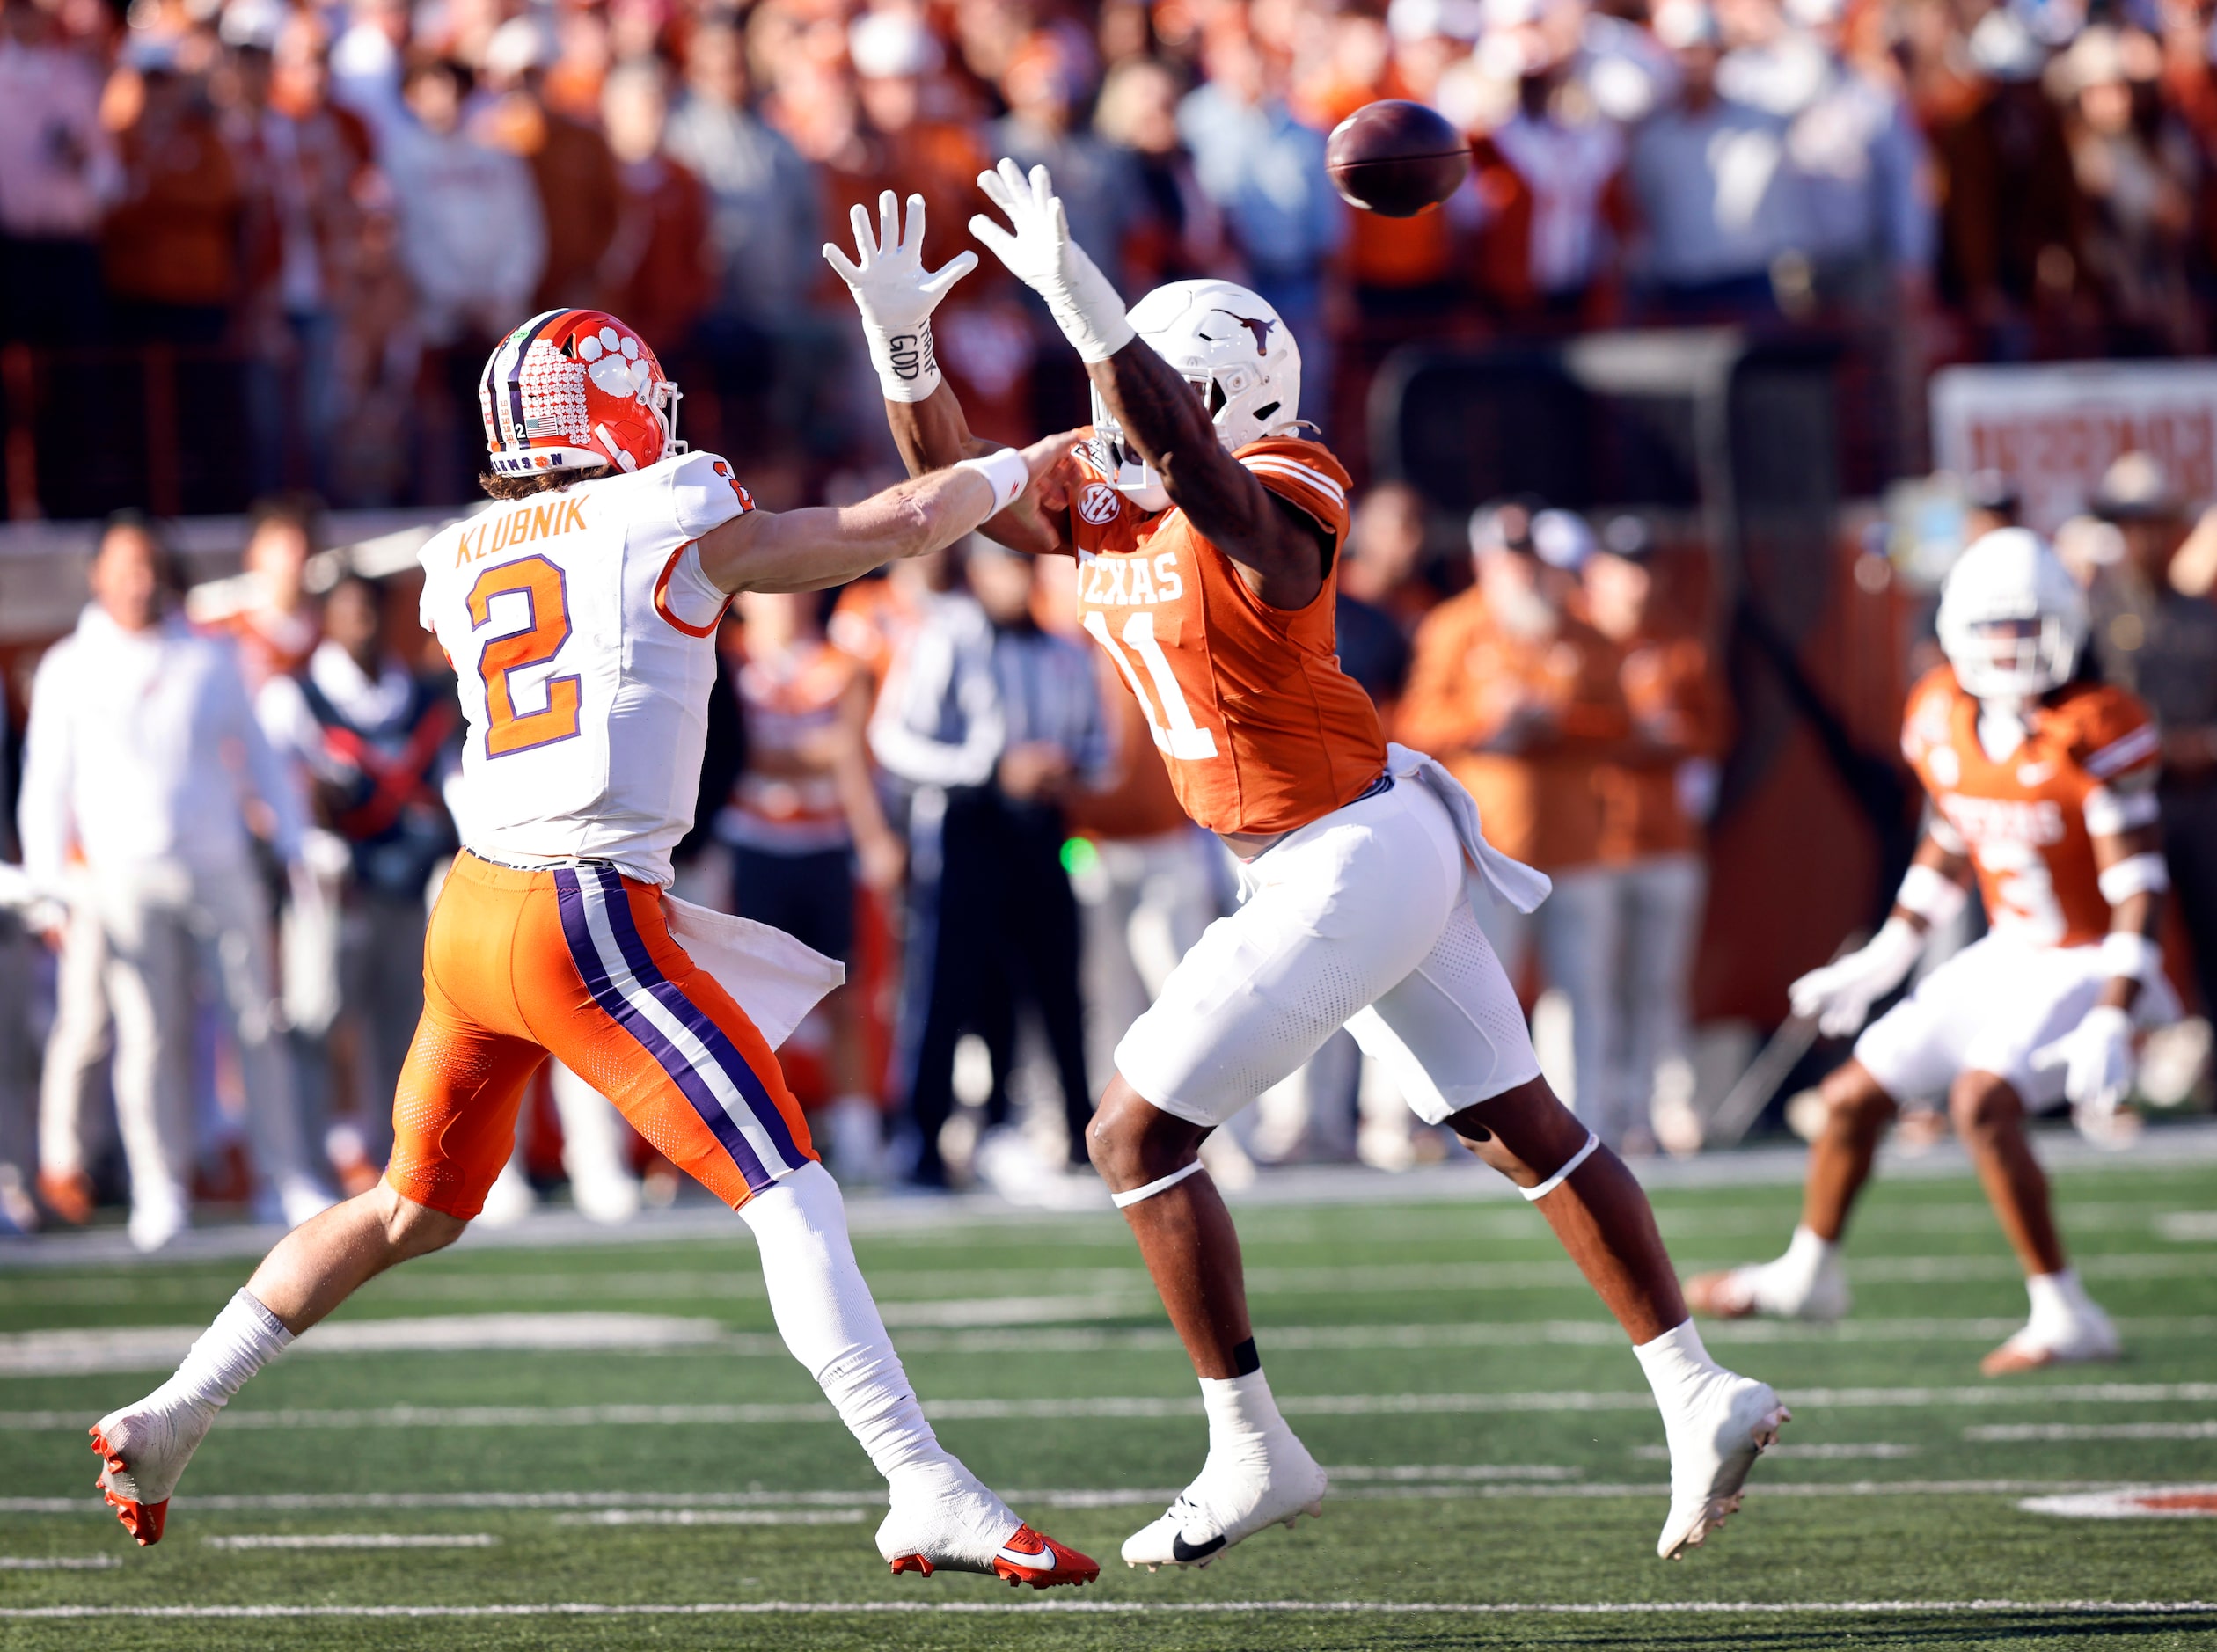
<box><xmin>258</xmin><ymin>573</ymin><xmax>460</xmax><ymax>1193</ymax></box>
<box><xmin>192</xmin><ymin>496</ymin><xmax>325</xmax><ymax>691</ymax></box>
<box><xmin>965</xmin><ymin>539</ymin><xmax>1110</xmax><ymax>1186</ymax></box>
<box><xmin>1687</xmin><ymin>531</ymin><xmax>2175</xmax><ymax>1374</ymax></box>
<box><xmin>720</xmin><ymin>588</ymin><xmax>907</xmax><ymax>1180</ymax></box>
<box><xmin>86</xmin><ymin>305</ymin><xmax>1099</xmax><ymax>1592</ymax></box>
<box><xmin>1584</xmin><ymin>518</ymin><xmax>1728</xmax><ymax>1152</ymax></box>
<box><xmin>1399</xmin><ymin>503</ymin><xmax>1635</xmax><ymax>1137</ymax></box>
<box><xmin>18</xmin><ymin>515</ymin><xmax>332</xmax><ymax>1252</ymax></box>
<box><xmin>836</xmin><ymin>174</ymin><xmax>1785</xmax><ymax>1568</ymax></box>
<box><xmin>867</xmin><ymin>541</ymin><xmax>1005</xmax><ymax>1188</ymax></box>
<box><xmin>2084</xmin><ymin>454</ymin><xmax>2217</xmax><ymax>1020</ymax></box>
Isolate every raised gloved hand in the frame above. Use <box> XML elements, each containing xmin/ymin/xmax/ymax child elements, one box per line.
<box><xmin>823</xmin><ymin>190</ymin><xmax>977</xmax><ymax>403</ymax></box>
<box><xmin>1786</xmin><ymin>918</ymin><xmax>1925</xmax><ymax>1039</ymax></box>
<box><xmin>968</xmin><ymin>158</ymin><xmax>1134</xmax><ymax>363</ymax></box>
<box><xmin>2030</xmin><ymin>1003</ymin><xmax>2135</xmax><ymax>1123</ymax></box>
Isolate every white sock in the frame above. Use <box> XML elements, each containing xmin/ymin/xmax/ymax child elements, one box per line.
<box><xmin>1633</xmin><ymin>1318</ymin><xmax>1722</xmax><ymax>1407</ymax></box>
<box><xmin>740</xmin><ymin>1162</ymin><xmax>955</xmax><ymax>1490</ymax></box>
<box><xmin>154</xmin><ymin>1290</ymin><xmax>293</xmax><ymax>1415</ymax></box>
<box><xmin>1200</xmin><ymin>1368</ymin><xmax>1286</xmax><ymax>1463</ymax></box>
<box><xmin>2026</xmin><ymin>1268</ymin><xmax>2091</xmax><ymax>1325</ymax></box>
<box><xmin>1778</xmin><ymin>1224</ymin><xmax>1835</xmax><ymax>1282</ymax></box>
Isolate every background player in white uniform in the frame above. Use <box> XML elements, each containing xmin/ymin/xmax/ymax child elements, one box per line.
<box><xmin>1687</xmin><ymin>531</ymin><xmax>2176</xmax><ymax>1374</ymax></box>
<box><xmin>85</xmin><ymin>307</ymin><xmax>1098</xmax><ymax>1590</ymax></box>
<box><xmin>827</xmin><ymin>176</ymin><xmax>1788</xmax><ymax>1569</ymax></box>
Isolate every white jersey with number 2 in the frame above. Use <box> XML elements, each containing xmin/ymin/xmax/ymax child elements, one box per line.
<box><xmin>417</xmin><ymin>450</ymin><xmax>753</xmax><ymax>885</ymax></box>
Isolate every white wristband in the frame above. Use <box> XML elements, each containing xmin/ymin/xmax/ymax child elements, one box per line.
<box><xmin>2097</xmin><ymin>852</ymin><xmax>2170</xmax><ymax>904</ymax></box>
<box><xmin>954</xmin><ymin>448</ymin><xmax>1028</xmax><ymax>512</ymax></box>
<box><xmin>2098</xmin><ymin>930</ymin><xmax>2162</xmax><ymax>984</ymax></box>
<box><xmin>1896</xmin><ymin>862</ymin><xmax>1969</xmax><ymax>925</ymax></box>
<box><xmin>870</xmin><ymin>318</ymin><xmax>941</xmax><ymax>405</ymax></box>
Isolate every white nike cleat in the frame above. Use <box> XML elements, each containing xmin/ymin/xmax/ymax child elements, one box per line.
<box><xmin>1121</xmin><ymin>1431</ymin><xmax>1328</xmax><ymax>1570</ymax></box>
<box><xmin>1981</xmin><ymin>1302</ymin><xmax>2121</xmax><ymax>1376</ymax></box>
<box><xmin>90</xmin><ymin>1392</ymin><xmax>219</xmax><ymax>1546</ymax></box>
<box><xmin>1684</xmin><ymin>1247</ymin><xmax>1849</xmax><ymax>1322</ymax></box>
<box><xmin>877</xmin><ymin>1462</ymin><xmax>1099</xmax><ymax>1590</ymax></box>
<box><xmin>1655</xmin><ymin>1370</ymin><xmax>1789</xmax><ymax>1560</ymax></box>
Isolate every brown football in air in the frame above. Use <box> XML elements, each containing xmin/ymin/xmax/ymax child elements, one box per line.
<box><xmin>1326</xmin><ymin>99</ymin><xmax>1471</xmax><ymax>218</ymax></box>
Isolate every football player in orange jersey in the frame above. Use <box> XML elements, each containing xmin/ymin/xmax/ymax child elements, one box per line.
<box><xmin>1687</xmin><ymin>531</ymin><xmax>2177</xmax><ymax>1374</ymax></box>
<box><xmin>826</xmin><ymin>169</ymin><xmax>1788</xmax><ymax>1568</ymax></box>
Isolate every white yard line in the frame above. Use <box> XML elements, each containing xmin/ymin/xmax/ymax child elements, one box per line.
<box><xmin>201</xmin><ymin>1534</ymin><xmax>499</xmax><ymax>1550</ymax></box>
<box><xmin>7</xmin><ymin>1381</ymin><xmax>2213</xmax><ymax>1432</ymax></box>
<box><xmin>7</xmin><ymin>1313</ymin><xmax>2212</xmax><ymax>1376</ymax></box>
<box><xmin>1</xmin><ymin>1597</ymin><xmax>2213</xmax><ymax>1619</ymax></box>
<box><xmin>0</xmin><ymin>1556</ymin><xmax>118</xmax><ymax>1569</ymax></box>
<box><xmin>1968</xmin><ymin>1421</ymin><xmax>2217</xmax><ymax>1441</ymax></box>
<box><xmin>552</xmin><ymin>1509</ymin><xmax>867</xmax><ymax>1526</ymax></box>
<box><xmin>1634</xmin><ymin>1443</ymin><xmax>1916</xmax><ymax>1460</ymax></box>
<box><xmin>4</xmin><ymin>1478</ymin><xmax>2207</xmax><ymax>1520</ymax></box>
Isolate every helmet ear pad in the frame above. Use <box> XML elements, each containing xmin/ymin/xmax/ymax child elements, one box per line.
<box><xmin>1087</xmin><ymin>280</ymin><xmax>1301</xmax><ymax>503</ymax></box>
<box><xmin>1935</xmin><ymin>528</ymin><xmax>2089</xmax><ymax>702</ymax></box>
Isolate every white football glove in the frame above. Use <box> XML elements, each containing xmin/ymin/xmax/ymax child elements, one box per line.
<box><xmin>823</xmin><ymin>190</ymin><xmax>977</xmax><ymax>403</ymax></box>
<box><xmin>1787</xmin><ymin>917</ymin><xmax>1925</xmax><ymax>1039</ymax></box>
<box><xmin>2030</xmin><ymin>1003</ymin><xmax>2135</xmax><ymax>1122</ymax></box>
<box><xmin>968</xmin><ymin>158</ymin><xmax>1134</xmax><ymax>364</ymax></box>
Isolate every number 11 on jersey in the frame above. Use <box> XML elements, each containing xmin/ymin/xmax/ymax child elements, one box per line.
<box><xmin>1083</xmin><ymin>609</ymin><xmax>1218</xmax><ymax>762</ymax></box>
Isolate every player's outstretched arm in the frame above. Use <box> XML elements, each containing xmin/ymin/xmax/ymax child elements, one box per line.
<box><xmin>969</xmin><ymin>158</ymin><xmax>1325</xmax><ymax>609</ymax></box>
<box><xmin>823</xmin><ymin>190</ymin><xmax>1072</xmax><ymax>559</ymax></box>
<box><xmin>694</xmin><ymin>430</ymin><xmax>1081</xmax><ymax>596</ymax></box>
<box><xmin>1787</xmin><ymin>830</ymin><xmax>1972</xmax><ymax>1037</ymax></box>
<box><xmin>2030</xmin><ymin>812</ymin><xmax>2169</xmax><ymax>1124</ymax></box>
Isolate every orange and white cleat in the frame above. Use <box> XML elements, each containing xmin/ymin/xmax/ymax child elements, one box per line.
<box><xmin>89</xmin><ymin>1395</ymin><xmax>217</xmax><ymax>1546</ymax></box>
<box><xmin>877</xmin><ymin>1464</ymin><xmax>1099</xmax><ymax>1590</ymax></box>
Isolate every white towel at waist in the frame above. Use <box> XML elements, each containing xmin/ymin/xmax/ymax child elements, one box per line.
<box><xmin>660</xmin><ymin>892</ymin><xmax>845</xmax><ymax>1049</ymax></box>
<box><xmin>1383</xmin><ymin>742</ymin><xmax>1552</xmax><ymax>916</ymax></box>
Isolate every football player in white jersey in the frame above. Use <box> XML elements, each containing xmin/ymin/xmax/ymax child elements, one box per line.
<box><xmin>87</xmin><ymin>308</ymin><xmax>1099</xmax><ymax>1590</ymax></box>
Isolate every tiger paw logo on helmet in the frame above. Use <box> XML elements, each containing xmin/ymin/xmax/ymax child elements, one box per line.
<box><xmin>479</xmin><ymin>309</ymin><xmax>685</xmax><ymax>478</ymax></box>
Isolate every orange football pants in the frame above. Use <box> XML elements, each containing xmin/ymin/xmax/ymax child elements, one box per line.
<box><xmin>386</xmin><ymin>852</ymin><xmax>816</xmax><ymax>1219</ymax></box>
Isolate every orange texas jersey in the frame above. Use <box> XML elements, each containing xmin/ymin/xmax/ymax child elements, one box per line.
<box><xmin>1067</xmin><ymin>436</ymin><xmax>1387</xmax><ymax>837</ymax></box>
<box><xmin>1901</xmin><ymin>668</ymin><xmax>2162</xmax><ymax>949</ymax></box>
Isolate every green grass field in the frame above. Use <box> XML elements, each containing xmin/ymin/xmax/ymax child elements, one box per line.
<box><xmin>3</xmin><ymin>1144</ymin><xmax>2215</xmax><ymax>1650</ymax></box>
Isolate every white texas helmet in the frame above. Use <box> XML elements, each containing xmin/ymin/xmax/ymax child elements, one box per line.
<box><xmin>1935</xmin><ymin>527</ymin><xmax>2089</xmax><ymax>703</ymax></box>
<box><xmin>1088</xmin><ymin>279</ymin><xmax>1302</xmax><ymax>512</ymax></box>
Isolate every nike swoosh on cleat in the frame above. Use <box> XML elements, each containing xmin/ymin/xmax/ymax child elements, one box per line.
<box><xmin>1170</xmin><ymin>1531</ymin><xmax>1226</xmax><ymax>1563</ymax></box>
<box><xmin>996</xmin><ymin>1542</ymin><xmax>1053</xmax><ymax>1570</ymax></box>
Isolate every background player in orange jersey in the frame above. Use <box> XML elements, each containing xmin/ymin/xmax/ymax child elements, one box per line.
<box><xmin>826</xmin><ymin>172</ymin><xmax>1788</xmax><ymax>1569</ymax></box>
<box><xmin>84</xmin><ymin>307</ymin><xmax>1098</xmax><ymax>1591</ymax></box>
<box><xmin>1687</xmin><ymin>530</ymin><xmax>2177</xmax><ymax>1375</ymax></box>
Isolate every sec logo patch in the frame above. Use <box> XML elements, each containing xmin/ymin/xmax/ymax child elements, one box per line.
<box><xmin>1078</xmin><ymin>484</ymin><xmax>1123</xmax><ymax>526</ymax></box>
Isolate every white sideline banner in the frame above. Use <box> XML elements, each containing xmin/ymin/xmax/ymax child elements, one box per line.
<box><xmin>1929</xmin><ymin>361</ymin><xmax>2217</xmax><ymax>532</ymax></box>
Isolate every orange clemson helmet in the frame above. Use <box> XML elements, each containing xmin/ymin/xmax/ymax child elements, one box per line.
<box><xmin>479</xmin><ymin>308</ymin><xmax>684</xmax><ymax>478</ymax></box>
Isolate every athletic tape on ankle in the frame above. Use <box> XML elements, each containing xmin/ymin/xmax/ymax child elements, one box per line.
<box><xmin>1520</xmin><ymin>1132</ymin><xmax>1599</xmax><ymax>1202</ymax></box>
<box><xmin>1111</xmin><ymin>1159</ymin><xmax>1206</xmax><ymax>1209</ymax></box>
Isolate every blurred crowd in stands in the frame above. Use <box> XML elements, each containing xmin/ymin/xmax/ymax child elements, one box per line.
<box><xmin>7</xmin><ymin>0</ymin><xmax>2217</xmax><ymax>506</ymax></box>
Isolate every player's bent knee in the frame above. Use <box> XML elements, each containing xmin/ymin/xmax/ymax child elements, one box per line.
<box><xmin>1823</xmin><ymin>1063</ymin><xmax>1899</xmax><ymax>1135</ymax></box>
<box><xmin>374</xmin><ymin>1186</ymin><xmax>469</xmax><ymax>1259</ymax></box>
<box><xmin>1447</xmin><ymin>1078</ymin><xmax>1589</xmax><ymax>1189</ymax></box>
<box><xmin>1087</xmin><ymin>1074</ymin><xmax>1206</xmax><ymax>1195</ymax></box>
<box><xmin>1948</xmin><ymin>1071</ymin><xmax>2023</xmax><ymax>1142</ymax></box>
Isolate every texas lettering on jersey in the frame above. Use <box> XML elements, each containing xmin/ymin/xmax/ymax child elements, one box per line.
<box><xmin>1066</xmin><ymin>436</ymin><xmax>1387</xmax><ymax>837</ymax></box>
<box><xmin>1901</xmin><ymin>667</ymin><xmax>2160</xmax><ymax>948</ymax></box>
